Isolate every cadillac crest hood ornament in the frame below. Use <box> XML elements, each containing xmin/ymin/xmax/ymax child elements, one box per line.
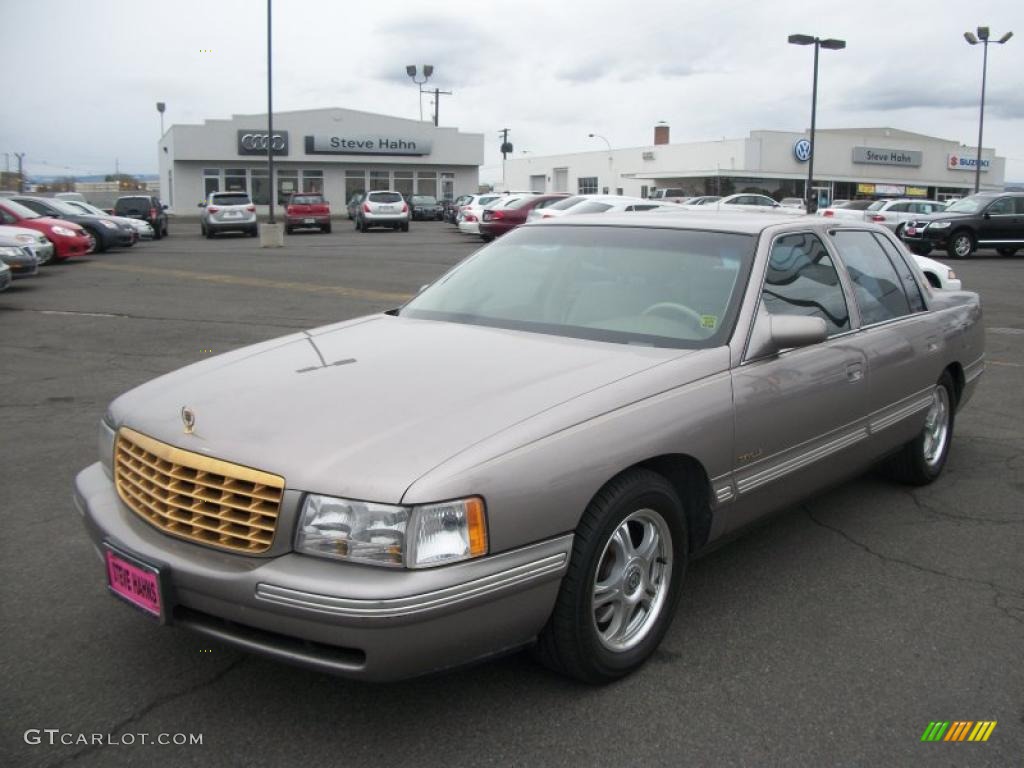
<box><xmin>181</xmin><ymin>406</ymin><xmax>196</xmax><ymax>435</ymax></box>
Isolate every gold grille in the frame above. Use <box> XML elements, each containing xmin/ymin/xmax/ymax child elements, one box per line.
<box><xmin>114</xmin><ymin>427</ymin><xmax>284</xmax><ymax>554</ymax></box>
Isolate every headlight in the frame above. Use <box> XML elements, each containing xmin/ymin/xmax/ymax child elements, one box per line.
<box><xmin>99</xmin><ymin>220</ymin><xmax>118</xmax><ymax>230</ymax></box>
<box><xmin>52</xmin><ymin>226</ymin><xmax>77</xmax><ymax>237</ymax></box>
<box><xmin>98</xmin><ymin>411</ymin><xmax>116</xmax><ymax>478</ymax></box>
<box><xmin>928</xmin><ymin>221</ymin><xmax>952</xmax><ymax>230</ymax></box>
<box><xmin>0</xmin><ymin>246</ymin><xmax>21</xmax><ymax>256</ymax></box>
<box><xmin>296</xmin><ymin>494</ymin><xmax>488</xmax><ymax>568</ymax></box>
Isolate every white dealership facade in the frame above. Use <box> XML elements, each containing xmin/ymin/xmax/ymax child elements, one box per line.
<box><xmin>159</xmin><ymin>107</ymin><xmax>484</xmax><ymax>215</ymax></box>
<box><xmin>504</xmin><ymin>126</ymin><xmax>1005</xmax><ymax>206</ymax></box>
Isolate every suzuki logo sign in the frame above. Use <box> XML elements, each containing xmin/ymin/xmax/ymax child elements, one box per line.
<box><xmin>237</xmin><ymin>130</ymin><xmax>289</xmax><ymax>156</ymax></box>
<box><xmin>947</xmin><ymin>153</ymin><xmax>989</xmax><ymax>172</ymax></box>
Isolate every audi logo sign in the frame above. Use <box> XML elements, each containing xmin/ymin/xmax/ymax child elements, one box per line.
<box><xmin>236</xmin><ymin>130</ymin><xmax>289</xmax><ymax>156</ymax></box>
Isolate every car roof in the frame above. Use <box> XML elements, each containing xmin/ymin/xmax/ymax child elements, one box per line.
<box><xmin>535</xmin><ymin>210</ymin><xmax>876</xmax><ymax>236</ymax></box>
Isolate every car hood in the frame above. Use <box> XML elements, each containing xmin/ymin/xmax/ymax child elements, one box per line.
<box><xmin>923</xmin><ymin>211</ymin><xmax>974</xmax><ymax>224</ymax></box>
<box><xmin>111</xmin><ymin>315</ymin><xmax>695</xmax><ymax>502</ymax></box>
<box><xmin>0</xmin><ymin>225</ymin><xmax>45</xmax><ymax>240</ymax></box>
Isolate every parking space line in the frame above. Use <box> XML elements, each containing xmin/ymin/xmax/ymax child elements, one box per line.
<box><xmin>87</xmin><ymin>262</ymin><xmax>413</xmax><ymax>303</ymax></box>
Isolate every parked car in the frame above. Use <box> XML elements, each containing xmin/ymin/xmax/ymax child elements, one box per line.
<box><xmin>863</xmin><ymin>199</ymin><xmax>948</xmax><ymax>235</ymax></box>
<box><xmin>11</xmin><ymin>196</ymin><xmax>135</xmax><ymax>252</ymax></box>
<box><xmin>355</xmin><ymin>190</ymin><xmax>409</xmax><ymax>232</ymax></box>
<box><xmin>0</xmin><ymin>260</ymin><xmax>11</xmax><ymax>292</ymax></box>
<box><xmin>0</xmin><ymin>240</ymin><xmax>39</xmax><ymax>278</ymax></box>
<box><xmin>74</xmin><ymin>213</ymin><xmax>982</xmax><ymax>684</ymax></box>
<box><xmin>899</xmin><ymin>192</ymin><xmax>1024</xmax><ymax>258</ymax></box>
<box><xmin>447</xmin><ymin>194</ymin><xmax>475</xmax><ymax>225</ymax></box>
<box><xmin>689</xmin><ymin>193</ymin><xmax>805</xmax><ymax>215</ymax></box>
<box><xmin>456</xmin><ymin>193</ymin><xmax>505</xmax><ymax>234</ymax></box>
<box><xmin>779</xmin><ymin>197</ymin><xmax>806</xmax><ymax>209</ymax></box>
<box><xmin>62</xmin><ymin>200</ymin><xmax>154</xmax><ymax>240</ymax></box>
<box><xmin>524</xmin><ymin>195</ymin><xmax>621</xmax><ymax>224</ymax></box>
<box><xmin>912</xmin><ymin>253</ymin><xmax>961</xmax><ymax>291</ymax></box>
<box><xmin>817</xmin><ymin>200</ymin><xmax>875</xmax><ymax>220</ymax></box>
<box><xmin>0</xmin><ymin>199</ymin><xmax>92</xmax><ymax>260</ymax></box>
<box><xmin>560</xmin><ymin>197</ymin><xmax>673</xmax><ymax>216</ymax></box>
<box><xmin>114</xmin><ymin>195</ymin><xmax>169</xmax><ymax>239</ymax></box>
<box><xmin>0</xmin><ymin>224</ymin><xmax>55</xmax><ymax>264</ymax></box>
<box><xmin>285</xmin><ymin>193</ymin><xmax>331</xmax><ymax>233</ymax></box>
<box><xmin>410</xmin><ymin>195</ymin><xmax>443</xmax><ymax>221</ymax></box>
<box><xmin>199</xmin><ymin>192</ymin><xmax>258</xmax><ymax>238</ymax></box>
<box><xmin>682</xmin><ymin>196</ymin><xmax>721</xmax><ymax>207</ymax></box>
<box><xmin>346</xmin><ymin>193</ymin><xmax>364</xmax><ymax>220</ymax></box>
<box><xmin>479</xmin><ymin>194</ymin><xmax>570</xmax><ymax>240</ymax></box>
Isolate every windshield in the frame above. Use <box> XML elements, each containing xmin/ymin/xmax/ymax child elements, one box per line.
<box><xmin>47</xmin><ymin>199</ymin><xmax>91</xmax><ymax>215</ymax></box>
<box><xmin>290</xmin><ymin>195</ymin><xmax>323</xmax><ymax>205</ymax></box>
<box><xmin>411</xmin><ymin>196</ymin><xmax>437</xmax><ymax>205</ymax></box>
<box><xmin>400</xmin><ymin>225</ymin><xmax>755</xmax><ymax>348</ymax></box>
<box><xmin>546</xmin><ymin>196</ymin><xmax>585</xmax><ymax>211</ymax></box>
<box><xmin>1</xmin><ymin>200</ymin><xmax>41</xmax><ymax>219</ymax></box>
<box><xmin>867</xmin><ymin>201</ymin><xmax>886</xmax><ymax>211</ymax></box>
<box><xmin>943</xmin><ymin>196</ymin><xmax>986</xmax><ymax>214</ymax></box>
<box><xmin>566</xmin><ymin>201</ymin><xmax>613</xmax><ymax>215</ymax></box>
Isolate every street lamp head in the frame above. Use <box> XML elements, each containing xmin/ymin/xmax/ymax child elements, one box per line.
<box><xmin>820</xmin><ymin>38</ymin><xmax>846</xmax><ymax>50</ymax></box>
<box><xmin>964</xmin><ymin>31</ymin><xmax>979</xmax><ymax>44</ymax></box>
<box><xmin>588</xmin><ymin>133</ymin><xmax>596</xmax><ymax>137</ymax></box>
<box><xmin>423</xmin><ymin>64</ymin><xmax>434</xmax><ymax>78</ymax></box>
<box><xmin>977</xmin><ymin>26</ymin><xmax>990</xmax><ymax>40</ymax></box>
<box><xmin>156</xmin><ymin>102</ymin><xmax>165</xmax><ymax>113</ymax></box>
<box><xmin>406</xmin><ymin>65</ymin><xmax>417</xmax><ymax>78</ymax></box>
<box><xmin>788</xmin><ymin>34</ymin><xmax>815</xmax><ymax>45</ymax></box>
<box><xmin>998</xmin><ymin>31</ymin><xmax>1013</xmax><ymax>44</ymax></box>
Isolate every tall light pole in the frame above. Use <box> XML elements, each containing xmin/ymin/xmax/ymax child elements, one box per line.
<box><xmin>788</xmin><ymin>34</ymin><xmax>845</xmax><ymax>213</ymax></box>
<box><xmin>964</xmin><ymin>27</ymin><xmax>1013</xmax><ymax>193</ymax></box>
<box><xmin>588</xmin><ymin>133</ymin><xmax>615</xmax><ymax>194</ymax></box>
<box><xmin>266</xmin><ymin>0</ymin><xmax>275</xmax><ymax>224</ymax></box>
<box><xmin>405</xmin><ymin>65</ymin><xmax>434</xmax><ymax>121</ymax></box>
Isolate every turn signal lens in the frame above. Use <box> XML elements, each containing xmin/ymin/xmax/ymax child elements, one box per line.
<box><xmin>409</xmin><ymin>496</ymin><xmax>488</xmax><ymax>568</ymax></box>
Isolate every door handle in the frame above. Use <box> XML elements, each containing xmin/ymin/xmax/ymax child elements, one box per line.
<box><xmin>845</xmin><ymin>362</ymin><xmax>864</xmax><ymax>382</ymax></box>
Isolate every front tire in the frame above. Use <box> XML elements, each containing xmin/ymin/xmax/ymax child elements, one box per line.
<box><xmin>152</xmin><ymin>221</ymin><xmax>163</xmax><ymax>240</ymax></box>
<box><xmin>947</xmin><ymin>230</ymin><xmax>975</xmax><ymax>259</ymax></box>
<box><xmin>535</xmin><ymin>468</ymin><xmax>687</xmax><ymax>683</ymax></box>
<box><xmin>883</xmin><ymin>371</ymin><xmax>956</xmax><ymax>486</ymax></box>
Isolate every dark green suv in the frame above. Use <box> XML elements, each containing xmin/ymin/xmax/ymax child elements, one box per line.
<box><xmin>900</xmin><ymin>192</ymin><xmax>1024</xmax><ymax>258</ymax></box>
<box><xmin>114</xmin><ymin>195</ymin><xmax>169</xmax><ymax>239</ymax></box>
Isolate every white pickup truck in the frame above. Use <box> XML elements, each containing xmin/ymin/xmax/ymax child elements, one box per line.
<box><xmin>650</xmin><ymin>188</ymin><xmax>689</xmax><ymax>204</ymax></box>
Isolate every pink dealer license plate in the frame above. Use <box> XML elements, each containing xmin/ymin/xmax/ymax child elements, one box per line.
<box><xmin>105</xmin><ymin>546</ymin><xmax>165</xmax><ymax>621</ymax></box>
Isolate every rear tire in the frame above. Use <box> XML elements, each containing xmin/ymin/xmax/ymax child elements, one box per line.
<box><xmin>947</xmin><ymin>230</ymin><xmax>974</xmax><ymax>259</ymax></box>
<box><xmin>153</xmin><ymin>221</ymin><xmax>163</xmax><ymax>240</ymax></box>
<box><xmin>205</xmin><ymin>227</ymin><xmax>215</xmax><ymax>240</ymax></box>
<box><xmin>883</xmin><ymin>371</ymin><xmax>956</xmax><ymax>486</ymax></box>
<box><xmin>323</xmin><ymin>224</ymin><xmax>332</xmax><ymax>233</ymax></box>
<box><xmin>401</xmin><ymin>223</ymin><xmax>410</xmax><ymax>232</ymax></box>
<box><xmin>534</xmin><ymin>468</ymin><xmax>687</xmax><ymax>684</ymax></box>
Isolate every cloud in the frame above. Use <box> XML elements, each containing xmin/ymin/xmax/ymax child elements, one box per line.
<box><xmin>845</xmin><ymin>79</ymin><xmax>1024</xmax><ymax>119</ymax></box>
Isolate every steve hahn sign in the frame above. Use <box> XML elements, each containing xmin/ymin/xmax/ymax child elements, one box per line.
<box><xmin>851</xmin><ymin>146</ymin><xmax>922</xmax><ymax>167</ymax></box>
<box><xmin>305</xmin><ymin>135</ymin><xmax>432</xmax><ymax>156</ymax></box>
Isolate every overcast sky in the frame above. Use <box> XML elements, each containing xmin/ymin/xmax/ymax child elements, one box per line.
<box><xmin>2</xmin><ymin>0</ymin><xmax>1022</xmax><ymax>183</ymax></box>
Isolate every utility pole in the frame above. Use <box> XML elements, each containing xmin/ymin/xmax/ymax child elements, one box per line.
<box><xmin>266</xmin><ymin>0</ymin><xmax>276</xmax><ymax>225</ymax></box>
<box><xmin>14</xmin><ymin>152</ymin><xmax>25</xmax><ymax>192</ymax></box>
<box><xmin>499</xmin><ymin>129</ymin><xmax>512</xmax><ymax>189</ymax></box>
<box><xmin>432</xmin><ymin>87</ymin><xmax>453</xmax><ymax>127</ymax></box>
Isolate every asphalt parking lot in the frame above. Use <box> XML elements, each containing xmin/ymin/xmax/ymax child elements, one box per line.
<box><xmin>1</xmin><ymin>222</ymin><xmax>1022</xmax><ymax>767</ymax></box>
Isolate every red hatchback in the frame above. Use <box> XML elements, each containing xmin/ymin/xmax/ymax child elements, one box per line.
<box><xmin>285</xmin><ymin>193</ymin><xmax>331</xmax><ymax>234</ymax></box>
<box><xmin>0</xmin><ymin>198</ymin><xmax>93</xmax><ymax>260</ymax></box>
<box><xmin>479</xmin><ymin>194</ymin><xmax>570</xmax><ymax>241</ymax></box>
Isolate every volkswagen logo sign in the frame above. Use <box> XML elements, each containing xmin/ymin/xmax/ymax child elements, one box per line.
<box><xmin>237</xmin><ymin>129</ymin><xmax>289</xmax><ymax>155</ymax></box>
<box><xmin>793</xmin><ymin>138</ymin><xmax>812</xmax><ymax>162</ymax></box>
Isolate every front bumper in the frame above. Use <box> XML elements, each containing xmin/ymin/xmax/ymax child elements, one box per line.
<box><xmin>53</xmin><ymin>234</ymin><xmax>92</xmax><ymax>259</ymax></box>
<box><xmin>30</xmin><ymin>241</ymin><xmax>55</xmax><ymax>264</ymax></box>
<box><xmin>73</xmin><ymin>462</ymin><xmax>570</xmax><ymax>681</ymax></box>
<box><xmin>900</xmin><ymin>224</ymin><xmax>949</xmax><ymax>250</ymax></box>
<box><xmin>1</xmin><ymin>255</ymin><xmax>39</xmax><ymax>277</ymax></box>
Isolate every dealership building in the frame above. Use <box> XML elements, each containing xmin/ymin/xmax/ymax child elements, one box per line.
<box><xmin>504</xmin><ymin>126</ymin><xmax>1004</xmax><ymax>206</ymax></box>
<box><xmin>158</xmin><ymin>107</ymin><xmax>484</xmax><ymax>215</ymax></box>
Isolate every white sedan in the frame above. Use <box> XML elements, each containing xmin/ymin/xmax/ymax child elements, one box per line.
<box><xmin>685</xmin><ymin>193</ymin><xmax>805</xmax><ymax>215</ymax></box>
<box><xmin>913</xmin><ymin>253</ymin><xmax>961</xmax><ymax>291</ymax></box>
<box><xmin>457</xmin><ymin>193</ymin><xmax>507</xmax><ymax>235</ymax></box>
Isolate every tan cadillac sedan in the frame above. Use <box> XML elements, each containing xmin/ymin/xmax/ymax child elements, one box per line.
<box><xmin>74</xmin><ymin>213</ymin><xmax>984</xmax><ymax>683</ymax></box>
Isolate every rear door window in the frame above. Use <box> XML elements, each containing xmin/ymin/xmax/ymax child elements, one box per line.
<box><xmin>872</xmin><ymin>234</ymin><xmax>926</xmax><ymax>312</ymax></box>
<box><xmin>762</xmin><ymin>232</ymin><xmax>850</xmax><ymax>336</ymax></box>
<box><xmin>831</xmin><ymin>230</ymin><xmax>914</xmax><ymax>325</ymax></box>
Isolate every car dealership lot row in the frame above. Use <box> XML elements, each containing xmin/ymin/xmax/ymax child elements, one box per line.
<box><xmin>1</xmin><ymin>225</ymin><xmax>1022</xmax><ymax>767</ymax></box>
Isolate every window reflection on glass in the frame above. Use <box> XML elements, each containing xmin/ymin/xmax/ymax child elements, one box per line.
<box><xmin>763</xmin><ymin>233</ymin><xmax>850</xmax><ymax>335</ymax></box>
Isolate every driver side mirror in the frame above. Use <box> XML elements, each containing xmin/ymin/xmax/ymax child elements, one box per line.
<box><xmin>983</xmin><ymin>211</ymin><xmax>991</xmax><ymax>219</ymax></box>
<box><xmin>746</xmin><ymin>310</ymin><xmax>828</xmax><ymax>360</ymax></box>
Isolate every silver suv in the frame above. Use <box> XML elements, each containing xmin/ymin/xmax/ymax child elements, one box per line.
<box><xmin>199</xmin><ymin>192</ymin><xmax>258</xmax><ymax>238</ymax></box>
<box><xmin>355</xmin><ymin>190</ymin><xmax>410</xmax><ymax>232</ymax></box>
<box><xmin>863</xmin><ymin>199</ymin><xmax>948</xmax><ymax>234</ymax></box>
